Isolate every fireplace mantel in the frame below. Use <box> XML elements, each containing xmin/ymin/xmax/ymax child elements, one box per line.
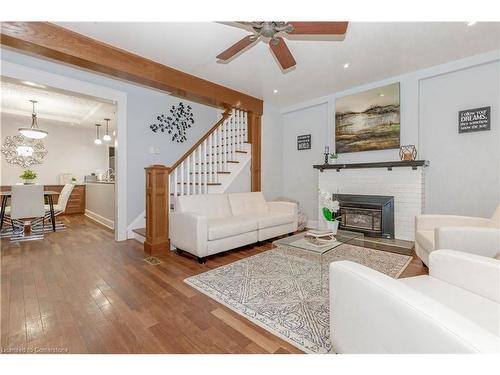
<box><xmin>313</xmin><ymin>160</ymin><xmax>429</xmax><ymax>172</ymax></box>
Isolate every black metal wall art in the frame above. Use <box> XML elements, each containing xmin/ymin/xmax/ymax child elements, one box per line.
<box><xmin>150</xmin><ymin>102</ymin><xmax>194</xmax><ymax>143</ymax></box>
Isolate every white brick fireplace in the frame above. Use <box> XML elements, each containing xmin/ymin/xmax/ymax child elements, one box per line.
<box><xmin>318</xmin><ymin>167</ymin><xmax>426</xmax><ymax>240</ymax></box>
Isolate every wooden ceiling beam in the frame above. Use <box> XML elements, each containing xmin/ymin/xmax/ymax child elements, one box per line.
<box><xmin>0</xmin><ymin>22</ymin><xmax>263</xmax><ymax>114</ymax></box>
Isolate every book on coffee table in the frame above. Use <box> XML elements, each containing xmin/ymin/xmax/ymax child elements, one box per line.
<box><xmin>306</xmin><ymin>229</ymin><xmax>334</xmax><ymax>237</ymax></box>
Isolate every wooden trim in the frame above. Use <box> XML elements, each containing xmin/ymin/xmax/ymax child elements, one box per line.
<box><xmin>248</xmin><ymin>112</ymin><xmax>262</xmax><ymax>192</ymax></box>
<box><xmin>170</xmin><ymin>109</ymin><xmax>232</xmax><ymax>171</ymax></box>
<box><xmin>0</xmin><ymin>22</ymin><xmax>263</xmax><ymax>115</ymax></box>
<box><xmin>144</xmin><ymin>165</ymin><xmax>170</xmax><ymax>255</ymax></box>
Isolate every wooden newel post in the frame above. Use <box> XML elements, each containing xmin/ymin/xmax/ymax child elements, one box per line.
<box><xmin>144</xmin><ymin>165</ymin><xmax>170</xmax><ymax>255</ymax></box>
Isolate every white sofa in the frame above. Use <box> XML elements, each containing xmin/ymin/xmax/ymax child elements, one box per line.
<box><xmin>169</xmin><ymin>192</ymin><xmax>298</xmax><ymax>263</ymax></box>
<box><xmin>415</xmin><ymin>204</ymin><xmax>500</xmax><ymax>266</ymax></box>
<box><xmin>330</xmin><ymin>250</ymin><xmax>500</xmax><ymax>353</ymax></box>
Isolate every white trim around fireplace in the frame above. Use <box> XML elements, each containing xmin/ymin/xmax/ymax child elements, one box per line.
<box><xmin>318</xmin><ymin>167</ymin><xmax>426</xmax><ymax>241</ymax></box>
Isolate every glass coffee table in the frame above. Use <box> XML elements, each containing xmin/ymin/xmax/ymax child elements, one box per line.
<box><xmin>272</xmin><ymin>229</ymin><xmax>364</xmax><ymax>292</ymax></box>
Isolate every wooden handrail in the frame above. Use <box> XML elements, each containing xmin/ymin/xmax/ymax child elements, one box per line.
<box><xmin>169</xmin><ymin>109</ymin><xmax>233</xmax><ymax>172</ymax></box>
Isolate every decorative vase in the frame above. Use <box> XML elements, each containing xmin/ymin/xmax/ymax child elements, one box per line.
<box><xmin>23</xmin><ymin>179</ymin><xmax>35</xmax><ymax>185</ymax></box>
<box><xmin>326</xmin><ymin>220</ymin><xmax>339</xmax><ymax>234</ymax></box>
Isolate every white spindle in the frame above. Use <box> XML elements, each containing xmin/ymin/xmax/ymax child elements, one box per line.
<box><xmin>231</xmin><ymin>110</ymin><xmax>236</xmax><ymax>160</ymax></box>
<box><xmin>208</xmin><ymin>133</ymin><xmax>213</xmax><ymax>183</ymax></box>
<box><xmin>180</xmin><ymin>161</ymin><xmax>184</xmax><ymax>196</ymax></box>
<box><xmin>203</xmin><ymin>140</ymin><xmax>207</xmax><ymax>193</ymax></box>
<box><xmin>173</xmin><ymin>168</ymin><xmax>178</xmax><ymax>198</ymax></box>
<box><xmin>222</xmin><ymin>122</ymin><xmax>227</xmax><ymax>172</ymax></box>
<box><xmin>192</xmin><ymin>149</ymin><xmax>196</xmax><ymax>194</ymax></box>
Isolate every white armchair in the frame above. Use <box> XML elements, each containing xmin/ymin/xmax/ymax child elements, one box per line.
<box><xmin>330</xmin><ymin>250</ymin><xmax>500</xmax><ymax>353</ymax></box>
<box><xmin>415</xmin><ymin>205</ymin><xmax>500</xmax><ymax>265</ymax></box>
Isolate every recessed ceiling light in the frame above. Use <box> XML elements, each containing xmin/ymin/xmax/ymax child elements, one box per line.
<box><xmin>343</xmin><ymin>63</ymin><xmax>350</xmax><ymax>69</ymax></box>
<box><xmin>466</xmin><ymin>21</ymin><xmax>477</xmax><ymax>26</ymax></box>
<box><xmin>379</xmin><ymin>93</ymin><xmax>385</xmax><ymax>97</ymax></box>
<box><xmin>21</xmin><ymin>81</ymin><xmax>46</xmax><ymax>88</ymax></box>
<box><xmin>273</xmin><ymin>89</ymin><xmax>278</xmax><ymax>94</ymax></box>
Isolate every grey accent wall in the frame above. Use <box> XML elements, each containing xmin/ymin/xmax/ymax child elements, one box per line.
<box><xmin>419</xmin><ymin>61</ymin><xmax>500</xmax><ymax>217</ymax></box>
<box><xmin>281</xmin><ymin>52</ymin><xmax>500</xmax><ymax>221</ymax></box>
<box><xmin>282</xmin><ymin>103</ymin><xmax>328</xmax><ymax>220</ymax></box>
<box><xmin>261</xmin><ymin>103</ymin><xmax>284</xmax><ymax>201</ymax></box>
<box><xmin>1</xmin><ymin>48</ymin><xmax>220</xmax><ymax>225</ymax></box>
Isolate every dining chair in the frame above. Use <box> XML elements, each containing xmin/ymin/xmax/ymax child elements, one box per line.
<box><xmin>43</xmin><ymin>183</ymin><xmax>74</xmax><ymax>226</ymax></box>
<box><xmin>10</xmin><ymin>184</ymin><xmax>46</xmax><ymax>240</ymax></box>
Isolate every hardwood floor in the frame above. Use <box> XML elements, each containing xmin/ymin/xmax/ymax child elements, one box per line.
<box><xmin>1</xmin><ymin>215</ymin><xmax>427</xmax><ymax>354</ymax></box>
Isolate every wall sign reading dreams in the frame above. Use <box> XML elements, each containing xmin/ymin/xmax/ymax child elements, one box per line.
<box><xmin>458</xmin><ymin>106</ymin><xmax>490</xmax><ymax>133</ymax></box>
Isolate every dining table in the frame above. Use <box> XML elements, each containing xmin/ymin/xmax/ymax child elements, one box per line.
<box><xmin>0</xmin><ymin>190</ymin><xmax>60</xmax><ymax>232</ymax></box>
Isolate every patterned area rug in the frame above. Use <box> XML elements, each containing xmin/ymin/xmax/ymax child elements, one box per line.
<box><xmin>184</xmin><ymin>245</ymin><xmax>412</xmax><ymax>353</ymax></box>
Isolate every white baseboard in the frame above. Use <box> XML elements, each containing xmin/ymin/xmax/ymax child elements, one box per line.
<box><xmin>129</xmin><ymin>231</ymin><xmax>145</xmax><ymax>244</ymax></box>
<box><xmin>85</xmin><ymin>209</ymin><xmax>114</xmax><ymax>230</ymax></box>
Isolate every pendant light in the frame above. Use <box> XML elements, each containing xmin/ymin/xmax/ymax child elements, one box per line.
<box><xmin>18</xmin><ymin>100</ymin><xmax>48</xmax><ymax>139</ymax></box>
<box><xmin>102</xmin><ymin>118</ymin><xmax>112</xmax><ymax>142</ymax></box>
<box><xmin>94</xmin><ymin>124</ymin><xmax>102</xmax><ymax>145</ymax></box>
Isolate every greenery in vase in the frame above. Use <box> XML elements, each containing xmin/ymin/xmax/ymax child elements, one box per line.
<box><xmin>71</xmin><ymin>177</ymin><xmax>77</xmax><ymax>183</ymax></box>
<box><xmin>19</xmin><ymin>169</ymin><xmax>37</xmax><ymax>181</ymax></box>
<box><xmin>329</xmin><ymin>153</ymin><xmax>339</xmax><ymax>161</ymax></box>
<box><xmin>319</xmin><ymin>189</ymin><xmax>340</xmax><ymax>221</ymax></box>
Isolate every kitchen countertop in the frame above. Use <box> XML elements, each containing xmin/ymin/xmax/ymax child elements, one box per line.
<box><xmin>84</xmin><ymin>181</ymin><xmax>115</xmax><ymax>184</ymax></box>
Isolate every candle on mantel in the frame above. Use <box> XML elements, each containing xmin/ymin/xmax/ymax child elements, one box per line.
<box><xmin>325</xmin><ymin>146</ymin><xmax>330</xmax><ymax>154</ymax></box>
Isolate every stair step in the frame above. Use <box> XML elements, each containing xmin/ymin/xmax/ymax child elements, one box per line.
<box><xmin>132</xmin><ymin>228</ymin><xmax>146</xmax><ymax>237</ymax></box>
<box><xmin>205</xmin><ymin>151</ymin><xmax>247</xmax><ymax>156</ymax></box>
<box><xmin>195</xmin><ymin>160</ymin><xmax>239</xmax><ymax>165</ymax></box>
<box><xmin>189</xmin><ymin>171</ymin><xmax>230</xmax><ymax>175</ymax></box>
<box><xmin>176</xmin><ymin>182</ymin><xmax>222</xmax><ymax>186</ymax></box>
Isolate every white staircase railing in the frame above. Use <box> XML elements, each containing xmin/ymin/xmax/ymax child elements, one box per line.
<box><xmin>169</xmin><ymin>108</ymin><xmax>248</xmax><ymax>207</ymax></box>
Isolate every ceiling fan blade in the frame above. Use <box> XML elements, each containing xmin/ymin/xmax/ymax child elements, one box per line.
<box><xmin>216</xmin><ymin>35</ymin><xmax>255</xmax><ymax>60</ymax></box>
<box><xmin>269</xmin><ymin>37</ymin><xmax>296</xmax><ymax>70</ymax></box>
<box><xmin>288</xmin><ymin>22</ymin><xmax>348</xmax><ymax>35</ymax></box>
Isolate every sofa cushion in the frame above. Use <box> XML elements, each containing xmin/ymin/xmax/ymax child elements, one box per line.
<box><xmin>416</xmin><ymin>230</ymin><xmax>435</xmax><ymax>251</ymax></box>
<box><xmin>401</xmin><ymin>275</ymin><xmax>500</xmax><ymax>336</ymax></box>
<box><xmin>175</xmin><ymin>194</ymin><xmax>231</xmax><ymax>219</ymax></box>
<box><xmin>207</xmin><ymin>216</ymin><xmax>258</xmax><ymax>241</ymax></box>
<box><xmin>256</xmin><ymin>212</ymin><xmax>294</xmax><ymax>228</ymax></box>
<box><xmin>228</xmin><ymin>192</ymin><xmax>268</xmax><ymax>216</ymax></box>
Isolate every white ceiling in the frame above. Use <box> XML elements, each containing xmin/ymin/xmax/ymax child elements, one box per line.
<box><xmin>0</xmin><ymin>77</ymin><xmax>116</xmax><ymax>129</ymax></box>
<box><xmin>57</xmin><ymin>22</ymin><xmax>500</xmax><ymax>107</ymax></box>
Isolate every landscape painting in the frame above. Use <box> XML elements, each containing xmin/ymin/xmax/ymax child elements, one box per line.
<box><xmin>335</xmin><ymin>82</ymin><xmax>400</xmax><ymax>153</ymax></box>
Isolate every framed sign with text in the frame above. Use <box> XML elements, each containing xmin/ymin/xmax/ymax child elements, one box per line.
<box><xmin>458</xmin><ymin>106</ymin><xmax>490</xmax><ymax>133</ymax></box>
<box><xmin>297</xmin><ymin>134</ymin><xmax>311</xmax><ymax>150</ymax></box>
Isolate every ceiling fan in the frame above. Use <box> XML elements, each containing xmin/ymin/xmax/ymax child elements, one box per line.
<box><xmin>217</xmin><ymin>22</ymin><xmax>349</xmax><ymax>70</ymax></box>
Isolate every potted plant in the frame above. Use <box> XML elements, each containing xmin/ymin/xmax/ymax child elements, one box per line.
<box><xmin>20</xmin><ymin>169</ymin><xmax>37</xmax><ymax>184</ymax></box>
<box><xmin>71</xmin><ymin>176</ymin><xmax>77</xmax><ymax>184</ymax></box>
<box><xmin>329</xmin><ymin>152</ymin><xmax>339</xmax><ymax>164</ymax></box>
<box><xmin>319</xmin><ymin>189</ymin><xmax>341</xmax><ymax>234</ymax></box>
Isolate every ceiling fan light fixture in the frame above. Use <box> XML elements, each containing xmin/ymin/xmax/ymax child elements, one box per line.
<box><xmin>466</xmin><ymin>21</ymin><xmax>477</xmax><ymax>26</ymax></box>
<box><xmin>273</xmin><ymin>89</ymin><xmax>278</xmax><ymax>94</ymax></box>
<box><xmin>343</xmin><ymin>63</ymin><xmax>350</xmax><ymax>69</ymax></box>
<box><xmin>18</xmin><ymin>100</ymin><xmax>48</xmax><ymax>139</ymax></box>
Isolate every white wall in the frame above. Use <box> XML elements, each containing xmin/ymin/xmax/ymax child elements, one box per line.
<box><xmin>261</xmin><ymin>103</ymin><xmax>283</xmax><ymax>200</ymax></box>
<box><xmin>1</xmin><ymin>48</ymin><xmax>221</xmax><ymax>225</ymax></box>
<box><xmin>281</xmin><ymin>51</ymin><xmax>500</xmax><ymax>221</ymax></box>
<box><xmin>1</xmin><ymin>113</ymin><xmax>108</xmax><ymax>185</ymax></box>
